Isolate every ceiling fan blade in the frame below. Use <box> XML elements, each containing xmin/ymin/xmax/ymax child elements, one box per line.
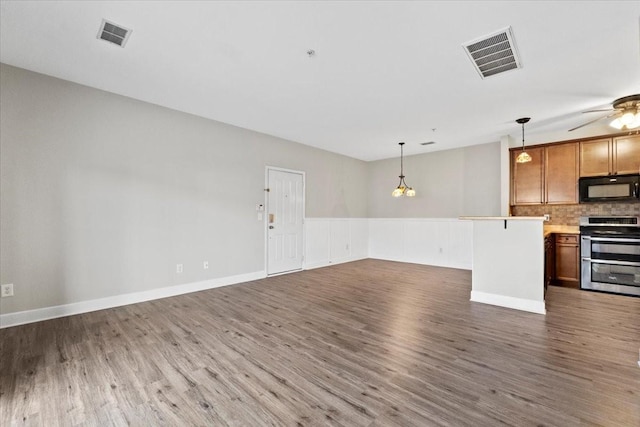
<box><xmin>582</xmin><ymin>108</ymin><xmax>615</xmax><ymax>113</ymax></box>
<box><xmin>568</xmin><ymin>112</ymin><xmax>618</xmax><ymax>132</ymax></box>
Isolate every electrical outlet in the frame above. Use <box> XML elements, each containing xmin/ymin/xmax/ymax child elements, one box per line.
<box><xmin>1</xmin><ymin>283</ymin><xmax>14</xmax><ymax>298</ymax></box>
<box><xmin>203</xmin><ymin>261</ymin><xmax>209</xmax><ymax>270</ymax></box>
<box><xmin>544</xmin><ymin>214</ymin><xmax>550</xmax><ymax>221</ymax></box>
<box><xmin>176</xmin><ymin>264</ymin><xmax>183</xmax><ymax>274</ymax></box>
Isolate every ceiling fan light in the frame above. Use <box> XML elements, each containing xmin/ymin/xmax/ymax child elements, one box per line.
<box><xmin>620</xmin><ymin>110</ymin><xmax>636</xmax><ymax>125</ymax></box>
<box><xmin>609</xmin><ymin>117</ymin><xmax>624</xmax><ymax>129</ymax></box>
<box><xmin>516</xmin><ymin>151</ymin><xmax>532</xmax><ymax>163</ymax></box>
<box><xmin>627</xmin><ymin>115</ymin><xmax>640</xmax><ymax>129</ymax></box>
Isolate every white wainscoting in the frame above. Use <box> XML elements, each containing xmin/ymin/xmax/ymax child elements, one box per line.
<box><xmin>305</xmin><ymin>217</ymin><xmax>473</xmax><ymax>271</ymax></box>
<box><xmin>368</xmin><ymin>218</ymin><xmax>473</xmax><ymax>270</ymax></box>
<box><xmin>304</xmin><ymin>218</ymin><xmax>369</xmax><ymax>269</ymax></box>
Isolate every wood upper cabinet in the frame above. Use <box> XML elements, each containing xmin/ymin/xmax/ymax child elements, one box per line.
<box><xmin>579</xmin><ymin>138</ymin><xmax>611</xmax><ymax>177</ymax></box>
<box><xmin>613</xmin><ymin>134</ymin><xmax>640</xmax><ymax>175</ymax></box>
<box><xmin>580</xmin><ymin>135</ymin><xmax>640</xmax><ymax>177</ymax></box>
<box><xmin>511</xmin><ymin>143</ymin><xmax>578</xmax><ymax>206</ymax></box>
<box><xmin>511</xmin><ymin>147</ymin><xmax>544</xmax><ymax>205</ymax></box>
<box><xmin>545</xmin><ymin>143</ymin><xmax>579</xmax><ymax>204</ymax></box>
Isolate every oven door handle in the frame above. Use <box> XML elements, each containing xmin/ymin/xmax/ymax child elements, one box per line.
<box><xmin>581</xmin><ymin>236</ymin><xmax>640</xmax><ymax>243</ymax></box>
<box><xmin>582</xmin><ymin>258</ymin><xmax>640</xmax><ymax>267</ymax></box>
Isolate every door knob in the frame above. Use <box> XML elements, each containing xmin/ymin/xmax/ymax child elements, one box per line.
<box><xmin>269</xmin><ymin>225</ymin><xmax>274</xmax><ymax>229</ymax></box>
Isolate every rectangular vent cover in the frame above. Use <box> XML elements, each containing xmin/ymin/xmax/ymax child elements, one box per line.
<box><xmin>420</xmin><ymin>141</ymin><xmax>436</xmax><ymax>146</ymax></box>
<box><xmin>462</xmin><ymin>27</ymin><xmax>521</xmax><ymax>79</ymax></box>
<box><xmin>97</xmin><ymin>19</ymin><xmax>131</xmax><ymax>47</ymax></box>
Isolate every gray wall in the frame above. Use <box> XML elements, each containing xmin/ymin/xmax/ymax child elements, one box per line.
<box><xmin>0</xmin><ymin>63</ymin><xmax>368</xmax><ymax>313</ymax></box>
<box><xmin>1</xmin><ymin>63</ymin><xmax>503</xmax><ymax>315</ymax></box>
<box><xmin>367</xmin><ymin>142</ymin><xmax>501</xmax><ymax>217</ymax></box>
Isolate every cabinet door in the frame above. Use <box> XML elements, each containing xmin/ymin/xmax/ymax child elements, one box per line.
<box><xmin>613</xmin><ymin>134</ymin><xmax>640</xmax><ymax>175</ymax></box>
<box><xmin>545</xmin><ymin>235</ymin><xmax>555</xmax><ymax>291</ymax></box>
<box><xmin>555</xmin><ymin>235</ymin><xmax>579</xmax><ymax>287</ymax></box>
<box><xmin>545</xmin><ymin>143</ymin><xmax>578</xmax><ymax>204</ymax></box>
<box><xmin>580</xmin><ymin>138</ymin><xmax>612</xmax><ymax>177</ymax></box>
<box><xmin>512</xmin><ymin>147</ymin><xmax>544</xmax><ymax>205</ymax></box>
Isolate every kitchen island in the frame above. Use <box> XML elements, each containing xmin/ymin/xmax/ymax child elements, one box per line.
<box><xmin>460</xmin><ymin>216</ymin><xmax>546</xmax><ymax>314</ymax></box>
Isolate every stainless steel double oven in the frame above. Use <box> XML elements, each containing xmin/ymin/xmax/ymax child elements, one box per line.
<box><xmin>580</xmin><ymin>216</ymin><xmax>640</xmax><ymax>297</ymax></box>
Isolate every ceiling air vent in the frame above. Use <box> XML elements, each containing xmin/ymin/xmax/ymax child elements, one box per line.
<box><xmin>462</xmin><ymin>27</ymin><xmax>521</xmax><ymax>79</ymax></box>
<box><xmin>97</xmin><ymin>19</ymin><xmax>132</xmax><ymax>47</ymax></box>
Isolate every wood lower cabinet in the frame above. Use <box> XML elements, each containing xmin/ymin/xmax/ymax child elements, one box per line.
<box><xmin>544</xmin><ymin>234</ymin><xmax>555</xmax><ymax>293</ymax></box>
<box><xmin>580</xmin><ymin>135</ymin><xmax>640</xmax><ymax>177</ymax></box>
<box><xmin>554</xmin><ymin>234</ymin><xmax>580</xmax><ymax>288</ymax></box>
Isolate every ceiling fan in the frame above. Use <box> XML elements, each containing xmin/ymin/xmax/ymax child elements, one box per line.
<box><xmin>569</xmin><ymin>94</ymin><xmax>640</xmax><ymax>131</ymax></box>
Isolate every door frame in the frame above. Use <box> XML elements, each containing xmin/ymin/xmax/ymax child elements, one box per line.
<box><xmin>264</xmin><ymin>166</ymin><xmax>306</xmax><ymax>276</ymax></box>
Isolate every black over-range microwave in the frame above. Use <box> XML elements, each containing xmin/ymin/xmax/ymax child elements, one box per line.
<box><xmin>578</xmin><ymin>174</ymin><xmax>640</xmax><ymax>203</ymax></box>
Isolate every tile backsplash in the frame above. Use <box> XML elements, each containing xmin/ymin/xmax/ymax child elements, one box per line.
<box><xmin>511</xmin><ymin>203</ymin><xmax>640</xmax><ymax>225</ymax></box>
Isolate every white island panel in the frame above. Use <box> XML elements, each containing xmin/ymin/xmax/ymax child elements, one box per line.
<box><xmin>461</xmin><ymin>216</ymin><xmax>545</xmax><ymax>314</ymax></box>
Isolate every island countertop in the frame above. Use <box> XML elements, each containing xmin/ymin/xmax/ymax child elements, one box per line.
<box><xmin>460</xmin><ymin>216</ymin><xmax>546</xmax><ymax>221</ymax></box>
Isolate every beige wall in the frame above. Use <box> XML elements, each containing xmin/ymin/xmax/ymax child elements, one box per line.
<box><xmin>0</xmin><ymin>63</ymin><xmax>368</xmax><ymax>313</ymax></box>
<box><xmin>367</xmin><ymin>142</ymin><xmax>502</xmax><ymax>217</ymax></box>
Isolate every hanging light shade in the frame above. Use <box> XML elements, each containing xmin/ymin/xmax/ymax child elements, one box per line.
<box><xmin>515</xmin><ymin>117</ymin><xmax>532</xmax><ymax>163</ymax></box>
<box><xmin>392</xmin><ymin>142</ymin><xmax>416</xmax><ymax>197</ymax></box>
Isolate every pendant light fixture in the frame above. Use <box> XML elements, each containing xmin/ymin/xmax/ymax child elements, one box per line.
<box><xmin>392</xmin><ymin>142</ymin><xmax>416</xmax><ymax>197</ymax></box>
<box><xmin>515</xmin><ymin>117</ymin><xmax>532</xmax><ymax>163</ymax></box>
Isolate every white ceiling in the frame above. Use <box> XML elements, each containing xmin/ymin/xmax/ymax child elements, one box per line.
<box><xmin>1</xmin><ymin>1</ymin><xmax>639</xmax><ymax>161</ymax></box>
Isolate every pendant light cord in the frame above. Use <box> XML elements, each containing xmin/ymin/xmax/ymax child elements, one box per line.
<box><xmin>400</xmin><ymin>142</ymin><xmax>404</xmax><ymax>177</ymax></box>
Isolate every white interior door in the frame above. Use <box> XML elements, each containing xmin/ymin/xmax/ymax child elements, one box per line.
<box><xmin>267</xmin><ymin>168</ymin><xmax>304</xmax><ymax>275</ymax></box>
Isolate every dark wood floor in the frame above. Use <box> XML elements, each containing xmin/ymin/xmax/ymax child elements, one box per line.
<box><xmin>1</xmin><ymin>259</ymin><xmax>638</xmax><ymax>426</ymax></box>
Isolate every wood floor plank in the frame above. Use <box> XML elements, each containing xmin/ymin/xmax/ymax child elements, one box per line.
<box><xmin>1</xmin><ymin>259</ymin><xmax>639</xmax><ymax>426</ymax></box>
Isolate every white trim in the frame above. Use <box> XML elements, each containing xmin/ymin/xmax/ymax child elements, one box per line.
<box><xmin>470</xmin><ymin>290</ymin><xmax>546</xmax><ymax>315</ymax></box>
<box><xmin>304</xmin><ymin>254</ymin><xmax>368</xmax><ymax>270</ymax></box>
<box><xmin>0</xmin><ymin>270</ymin><xmax>266</xmax><ymax>329</ymax></box>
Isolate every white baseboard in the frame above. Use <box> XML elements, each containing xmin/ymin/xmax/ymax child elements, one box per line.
<box><xmin>304</xmin><ymin>255</ymin><xmax>368</xmax><ymax>270</ymax></box>
<box><xmin>369</xmin><ymin>255</ymin><xmax>471</xmax><ymax>271</ymax></box>
<box><xmin>0</xmin><ymin>270</ymin><xmax>266</xmax><ymax>329</ymax></box>
<box><xmin>470</xmin><ymin>290</ymin><xmax>546</xmax><ymax>315</ymax></box>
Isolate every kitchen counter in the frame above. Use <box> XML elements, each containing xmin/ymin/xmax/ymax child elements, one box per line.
<box><xmin>544</xmin><ymin>225</ymin><xmax>580</xmax><ymax>237</ymax></box>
